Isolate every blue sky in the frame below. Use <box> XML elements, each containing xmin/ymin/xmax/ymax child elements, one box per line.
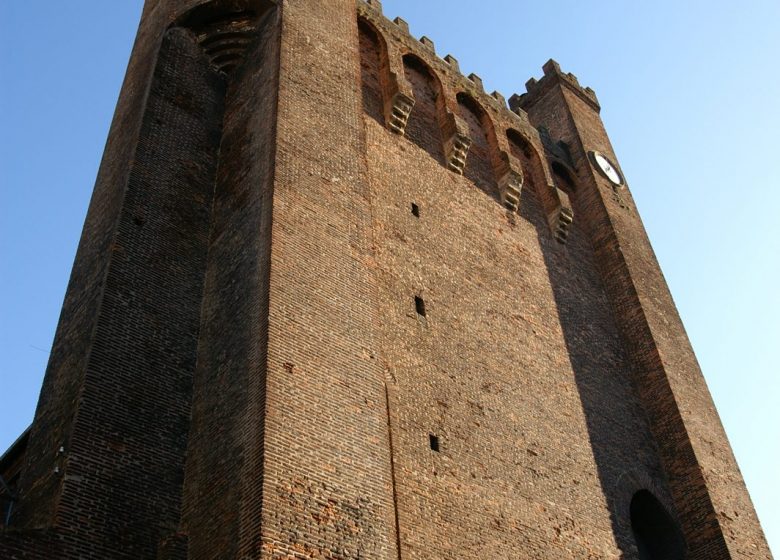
<box><xmin>1</xmin><ymin>0</ymin><xmax>777</xmax><ymax>554</ymax></box>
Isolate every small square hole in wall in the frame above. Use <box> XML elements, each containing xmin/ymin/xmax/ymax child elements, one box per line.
<box><xmin>415</xmin><ymin>296</ymin><xmax>426</xmax><ymax>318</ymax></box>
<box><xmin>429</xmin><ymin>433</ymin><xmax>440</xmax><ymax>452</ymax></box>
<box><xmin>411</xmin><ymin>202</ymin><xmax>420</xmax><ymax>217</ymax></box>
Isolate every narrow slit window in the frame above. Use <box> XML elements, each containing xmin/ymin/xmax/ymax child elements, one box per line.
<box><xmin>415</xmin><ymin>296</ymin><xmax>426</xmax><ymax>317</ymax></box>
<box><xmin>411</xmin><ymin>202</ymin><xmax>420</xmax><ymax>217</ymax></box>
<box><xmin>429</xmin><ymin>434</ymin><xmax>440</xmax><ymax>452</ymax></box>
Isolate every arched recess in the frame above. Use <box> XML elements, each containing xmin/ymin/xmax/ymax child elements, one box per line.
<box><xmin>507</xmin><ymin>128</ymin><xmax>574</xmax><ymax>243</ymax></box>
<box><xmin>506</xmin><ymin>128</ymin><xmax>547</xmax><ymax>199</ymax></box>
<box><xmin>402</xmin><ymin>54</ymin><xmax>446</xmax><ymax>163</ymax></box>
<box><xmin>456</xmin><ymin>92</ymin><xmax>498</xmax><ymax>198</ymax></box>
<box><xmin>551</xmin><ymin>161</ymin><xmax>578</xmax><ymax>198</ymax></box>
<box><xmin>630</xmin><ymin>490</ymin><xmax>687</xmax><ymax>560</ymax></box>
<box><xmin>357</xmin><ymin>17</ymin><xmax>387</xmax><ymax>125</ymax></box>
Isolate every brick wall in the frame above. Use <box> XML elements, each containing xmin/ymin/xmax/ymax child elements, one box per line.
<box><xmin>1</xmin><ymin>1</ymin><xmax>771</xmax><ymax>559</ymax></box>
<box><xmin>256</xmin><ymin>1</ymin><xmax>397</xmax><ymax>557</ymax></box>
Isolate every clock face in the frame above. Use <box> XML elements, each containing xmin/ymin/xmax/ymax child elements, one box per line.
<box><xmin>591</xmin><ymin>151</ymin><xmax>623</xmax><ymax>186</ymax></box>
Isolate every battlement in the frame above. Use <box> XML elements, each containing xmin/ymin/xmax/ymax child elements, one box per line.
<box><xmin>512</xmin><ymin>58</ymin><xmax>601</xmax><ymax>113</ymax></box>
<box><xmin>358</xmin><ymin>0</ymin><xmax>522</xmax><ymax>121</ymax></box>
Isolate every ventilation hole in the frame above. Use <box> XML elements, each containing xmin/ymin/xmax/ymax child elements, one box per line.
<box><xmin>429</xmin><ymin>434</ymin><xmax>440</xmax><ymax>452</ymax></box>
<box><xmin>415</xmin><ymin>296</ymin><xmax>426</xmax><ymax>318</ymax></box>
<box><xmin>411</xmin><ymin>203</ymin><xmax>420</xmax><ymax>217</ymax></box>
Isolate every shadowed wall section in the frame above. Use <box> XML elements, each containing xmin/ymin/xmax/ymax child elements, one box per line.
<box><xmin>38</xmin><ymin>27</ymin><xmax>224</xmax><ymax>558</ymax></box>
<box><xmin>180</xmin><ymin>6</ymin><xmax>281</xmax><ymax>559</ymax></box>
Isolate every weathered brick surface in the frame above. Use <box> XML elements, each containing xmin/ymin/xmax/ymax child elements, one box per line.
<box><xmin>1</xmin><ymin>0</ymin><xmax>771</xmax><ymax>559</ymax></box>
<box><xmin>363</xmin><ymin>96</ymin><xmax>672</xmax><ymax>556</ymax></box>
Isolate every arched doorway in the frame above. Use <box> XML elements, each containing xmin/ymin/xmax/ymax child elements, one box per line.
<box><xmin>630</xmin><ymin>490</ymin><xmax>686</xmax><ymax>560</ymax></box>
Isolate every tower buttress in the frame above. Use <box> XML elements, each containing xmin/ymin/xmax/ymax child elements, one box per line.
<box><xmin>514</xmin><ymin>59</ymin><xmax>772</xmax><ymax>560</ymax></box>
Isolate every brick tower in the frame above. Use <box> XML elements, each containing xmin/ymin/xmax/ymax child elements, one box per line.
<box><xmin>0</xmin><ymin>0</ymin><xmax>772</xmax><ymax>559</ymax></box>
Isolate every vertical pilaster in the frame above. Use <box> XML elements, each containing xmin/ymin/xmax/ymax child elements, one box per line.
<box><xmin>257</xmin><ymin>1</ymin><xmax>397</xmax><ymax>559</ymax></box>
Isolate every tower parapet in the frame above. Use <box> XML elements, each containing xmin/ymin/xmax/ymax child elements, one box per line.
<box><xmin>357</xmin><ymin>0</ymin><xmax>575</xmax><ymax>238</ymax></box>
<box><xmin>514</xmin><ymin>58</ymin><xmax>601</xmax><ymax>113</ymax></box>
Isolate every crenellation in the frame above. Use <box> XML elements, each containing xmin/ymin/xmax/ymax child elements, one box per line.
<box><xmin>419</xmin><ymin>35</ymin><xmax>435</xmax><ymax>53</ymax></box>
<box><xmin>392</xmin><ymin>16</ymin><xmax>409</xmax><ymax>33</ymax></box>
<box><xmin>356</xmin><ymin>0</ymin><xmax>545</xmax><ymax>169</ymax></box>
<box><xmin>364</xmin><ymin>0</ymin><xmax>382</xmax><ymax>13</ymax></box>
<box><xmin>510</xmin><ymin>104</ymin><xmax>529</xmax><ymax>123</ymax></box>
<box><xmin>542</xmin><ymin>58</ymin><xmax>562</xmax><ymax>76</ymax></box>
<box><xmin>443</xmin><ymin>54</ymin><xmax>460</xmax><ymax>72</ymax></box>
<box><xmin>467</xmin><ymin>73</ymin><xmax>484</xmax><ymax>92</ymax></box>
<box><xmin>358</xmin><ymin>0</ymin><xmax>568</xmax><ymax>231</ymax></box>
<box><xmin>519</xmin><ymin>59</ymin><xmax>601</xmax><ymax>112</ymax></box>
<box><xmin>491</xmin><ymin>90</ymin><xmax>506</xmax><ymax>107</ymax></box>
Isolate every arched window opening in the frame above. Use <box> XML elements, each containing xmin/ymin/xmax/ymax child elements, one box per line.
<box><xmin>358</xmin><ymin>19</ymin><xmax>385</xmax><ymax>124</ymax></box>
<box><xmin>552</xmin><ymin>161</ymin><xmax>577</xmax><ymax>196</ymax></box>
<box><xmin>456</xmin><ymin>93</ymin><xmax>496</xmax><ymax>194</ymax></box>
<box><xmin>402</xmin><ymin>54</ymin><xmax>444</xmax><ymax>163</ymax></box>
<box><xmin>630</xmin><ymin>490</ymin><xmax>686</xmax><ymax>560</ymax></box>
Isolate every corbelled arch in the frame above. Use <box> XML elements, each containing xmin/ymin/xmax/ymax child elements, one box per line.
<box><xmin>173</xmin><ymin>0</ymin><xmax>278</xmax><ymax>77</ymax></box>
